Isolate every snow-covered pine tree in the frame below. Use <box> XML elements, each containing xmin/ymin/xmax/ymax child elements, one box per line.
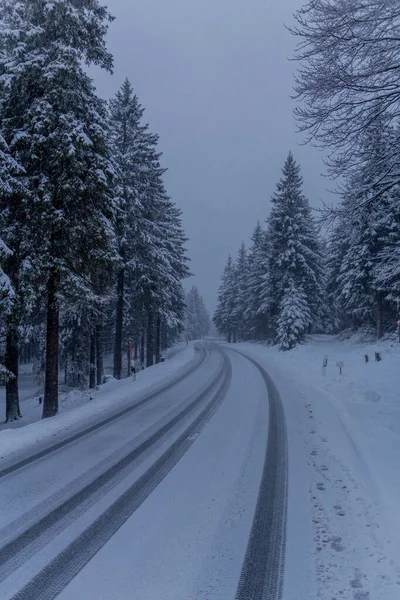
<box><xmin>244</xmin><ymin>222</ymin><xmax>269</xmax><ymax>339</ymax></box>
<box><xmin>0</xmin><ymin>0</ymin><xmax>117</xmax><ymax>417</ymax></box>
<box><xmin>154</xmin><ymin>197</ymin><xmax>190</xmax><ymax>356</ymax></box>
<box><xmin>184</xmin><ymin>286</ymin><xmax>211</xmax><ymax>341</ymax></box>
<box><xmin>60</xmin><ymin>299</ymin><xmax>91</xmax><ymax>389</ymax></box>
<box><xmin>214</xmin><ymin>255</ymin><xmax>238</xmax><ymax>342</ymax></box>
<box><xmin>58</xmin><ymin>254</ymin><xmax>114</xmax><ymax>390</ymax></box>
<box><xmin>375</xmin><ymin>185</ymin><xmax>400</xmax><ymax>315</ymax></box>
<box><xmin>184</xmin><ymin>290</ymin><xmax>197</xmax><ymax>341</ymax></box>
<box><xmin>109</xmin><ymin>80</ymin><xmax>158</xmax><ymax>378</ymax></box>
<box><xmin>109</xmin><ymin>81</ymin><xmax>189</xmax><ymax>372</ymax></box>
<box><xmin>333</xmin><ymin>118</ymin><xmax>398</xmax><ymax>337</ymax></box>
<box><xmin>199</xmin><ymin>296</ymin><xmax>211</xmax><ymax>339</ymax></box>
<box><xmin>277</xmin><ymin>278</ymin><xmax>311</xmax><ymax>350</ymax></box>
<box><xmin>0</xmin><ymin>130</ymin><xmax>26</xmax><ymax>421</ymax></box>
<box><xmin>335</xmin><ymin>183</ymin><xmax>377</xmax><ymax>331</ymax></box>
<box><xmin>267</xmin><ymin>152</ymin><xmax>324</xmax><ymax>349</ymax></box>
<box><xmin>232</xmin><ymin>243</ymin><xmax>249</xmax><ymax>341</ymax></box>
<box><xmin>214</xmin><ymin>257</ymin><xmax>230</xmax><ymax>341</ymax></box>
<box><xmin>319</xmin><ymin>237</ymin><xmax>340</xmax><ymax>334</ymax></box>
<box><xmin>142</xmin><ymin>191</ymin><xmax>189</xmax><ymax>366</ymax></box>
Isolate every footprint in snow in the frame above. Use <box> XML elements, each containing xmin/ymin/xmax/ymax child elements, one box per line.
<box><xmin>333</xmin><ymin>504</ymin><xmax>346</xmax><ymax>516</ymax></box>
<box><xmin>350</xmin><ymin>569</ymin><xmax>365</xmax><ymax>589</ymax></box>
<box><xmin>317</xmin><ymin>483</ymin><xmax>326</xmax><ymax>491</ymax></box>
<box><xmin>365</xmin><ymin>390</ymin><xmax>381</xmax><ymax>403</ymax></box>
<box><xmin>331</xmin><ymin>536</ymin><xmax>345</xmax><ymax>552</ymax></box>
<box><xmin>354</xmin><ymin>592</ymin><xmax>370</xmax><ymax>600</ymax></box>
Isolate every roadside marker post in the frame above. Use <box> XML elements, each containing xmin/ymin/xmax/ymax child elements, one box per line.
<box><xmin>322</xmin><ymin>355</ymin><xmax>328</xmax><ymax>376</ymax></box>
<box><xmin>130</xmin><ymin>360</ymin><xmax>136</xmax><ymax>381</ymax></box>
<box><xmin>336</xmin><ymin>361</ymin><xmax>344</xmax><ymax>375</ymax></box>
<box><xmin>129</xmin><ymin>342</ymin><xmax>136</xmax><ymax>382</ymax></box>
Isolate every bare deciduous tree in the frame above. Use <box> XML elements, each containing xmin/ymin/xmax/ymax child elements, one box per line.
<box><xmin>290</xmin><ymin>0</ymin><xmax>400</xmax><ymax>190</ymax></box>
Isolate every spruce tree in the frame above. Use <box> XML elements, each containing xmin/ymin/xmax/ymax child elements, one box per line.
<box><xmin>375</xmin><ymin>186</ymin><xmax>400</xmax><ymax>312</ymax></box>
<box><xmin>109</xmin><ymin>81</ymin><xmax>189</xmax><ymax>373</ymax></box>
<box><xmin>185</xmin><ymin>286</ymin><xmax>211</xmax><ymax>341</ymax></box>
<box><xmin>267</xmin><ymin>152</ymin><xmax>324</xmax><ymax>348</ymax></box>
<box><xmin>214</xmin><ymin>256</ymin><xmax>237</xmax><ymax>342</ymax></box>
<box><xmin>333</xmin><ymin>119</ymin><xmax>397</xmax><ymax>337</ymax></box>
<box><xmin>277</xmin><ymin>279</ymin><xmax>311</xmax><ymax>350</ymax></box>
<box><xmin>245</xmin><ymin>223</ymin><xmax>269</xmax><ymax>339</ymax></box>
<box><xmin>0</xmin><ymin>131</ymin><xmax>27</xmax><ymax>421</ymax></box>
<box><xmin>152</xmin><ymin>196</ymin><xmax>190</xmax><ymax>346</ymax></box>
<box><xmin>0</xmin><ymin>0</ymin><xmax>117</xmax><ymax>417</ymax></box>
<box><xmin>232</xmin><ymin>243</ymin><xmax>249</xmax><ymax>341</ymax></box>
<box><xmin>109</xmin><ymin>80</ymin><xmax>159</xmax><ymax>378</ymax></box>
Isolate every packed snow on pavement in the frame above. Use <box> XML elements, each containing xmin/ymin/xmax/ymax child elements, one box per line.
<box><xmin>0</xmin><ymin>344</ymin><xmax>194</xmax><ymax>463</ymax></box>
<box><xmin>232</xmin><ymin>334</ymin><xmax>400</xmax><ymax>600</ymax></box>
<box><xmin>1</xmin><ymin>335</ymin><xmax>400</xmax><ymax>599</ymax></box>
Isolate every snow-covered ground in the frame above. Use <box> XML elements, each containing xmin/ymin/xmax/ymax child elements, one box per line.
<box><xmin>233</xmin><ymin>335</ymin><xmax>400</xmax><ymax>599</ymax></box>
<box><xmin>0</xmin><ymin>344</ymin><xmax>273</xmax><ymax>600</ymax></box>
<box><xmin>0</xmin><ymin>343</ymin><xmax>194</xmax><ymax>463</ymax></box>
<box><xmin>1</xmin><ymin>336</ymin><xmax>399</xmax><ymax>599</ymax></box>
<box><xmin>0</xmin><ymin>344</ymin><xmax>187</xmax><ymax>420</ymax></box>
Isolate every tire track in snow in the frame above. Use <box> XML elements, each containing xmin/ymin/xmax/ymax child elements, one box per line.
<box><xmin>0</xmin><ymin>345</ymin><xmax>208</xmax><ymax>478</ymax></box>
<box><xmin>231</xmin><ymin>350</ymin><xmax>288</xmax><ymax>600</ymax></box>
<box><xmin>0</xmin><ymin>345</ymin><xmax>224</xmax><ymax>584</ymax></box>
<box><xmin>0</xmin><ymin>346</ymin><xmax>218</xmax><ymax>550</ymax></box>
<box><xmin>6</xmin><ymin>346</ymin><xmax>232</xmax><ymax>600</ymax></box>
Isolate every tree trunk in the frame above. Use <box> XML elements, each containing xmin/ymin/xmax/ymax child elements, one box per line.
<box><xmin>43</xmin><ymin>267</ymin><xmax>60</xmax><ymax>419</ymax></box>
<box><xmin>134</xmin><ymin>338</ymin><xmax>138</xmax><ymax>361</ymax></box>
<box><xmin>146</xmin><ymin>312</ymin><xmax>155</xmax><ymax>368</ymax></box>
<box><xmin>376</xmin><ymin>291</ymin><xmax>384</xmax><ymax>340</ymax></box>
<box><xmin>89</xmin><ymin>328</ymin><xmax>96</xmax><ymax>389</ymax></box>
<box><xmin>5</xmin><ymin>324</ymin><xmax>21</xmax><ymax>422</ymax></box>
<box><xmin>140</xmin><ymin>330</ymin><xmax>145</xmax><ymax>370</ymax></box>
<box><xmin>96</xmin><ymin>323</ymin><xmax>104</xmax><ymax>386</ymax></box>
<box><xmin>161</xmin><ymin>322</ymin><xmax>167</xmax><ymax>351</ymax></box>
<box><xmin>155</xmin><ymin>315</ymin><xmax>161</xmax><ymax>364</ymax></box>
<box><xmin>113</xmin><ymin>267</ymin><xmax>124</xmax><ymax>380</ymax></box>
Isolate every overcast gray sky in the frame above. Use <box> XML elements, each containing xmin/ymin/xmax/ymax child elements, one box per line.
<box><xmin>93</xmin><ymin>0</ymin><xmax>330</xmax><ymax>313</ymax></box>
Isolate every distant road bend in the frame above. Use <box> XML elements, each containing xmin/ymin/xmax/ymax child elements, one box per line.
<box><xmin>0</xmin><ymin>343</ymin><xmax>288</xmax><ymax>600</ymax></box>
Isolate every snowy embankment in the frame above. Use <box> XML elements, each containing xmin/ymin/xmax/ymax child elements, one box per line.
<box><xmin>0</xmin><ymin>344</ymin><xmax>195</xmax><ymax>463</ymax></box>
<box><xmin>235</xmin><ymin>335</ymin><xmax>400</xmax><ymax>600</ymax></box>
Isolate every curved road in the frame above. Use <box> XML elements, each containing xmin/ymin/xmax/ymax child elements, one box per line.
<box><xmin>0</xmin><ymin>344</ymin><xmax>288</xmax><ymax>600</ymax></box>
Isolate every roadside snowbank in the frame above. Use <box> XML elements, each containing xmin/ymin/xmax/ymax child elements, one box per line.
<box><xmin>234</xmin><ymin>335</ymin><xmax>400</xmax><ymax>600</ymax></box>
<box><xmin>0</xmin><ymin>344</ymin><xmax>195</xmax><ymax>462</ymax></box>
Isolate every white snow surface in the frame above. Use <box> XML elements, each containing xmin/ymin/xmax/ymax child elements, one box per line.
<box><xmin>0</xmin><ymin>344</ymin><xmax>271</xmax><ymax>600</ymax></box>
<box><xmin>1</xmin><ymin>336</ymin><xmax>400</xmax><ymax>599</ymax></box>
<box><xmin>233</xmin><ymin>335</ymin><xmax>400</xmax><ymax>599</ymax></box>
<box><xmin>0</xmin><ymin>344</ymin><xmax>194</xmax><ymax>463</ymax></box>
<box><xmin>56</xmin><ymin>349</ymin><xmax>269</xmax><ymax>600</ymax></box>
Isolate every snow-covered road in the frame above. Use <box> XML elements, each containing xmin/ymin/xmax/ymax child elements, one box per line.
<box><xmin>0</xmin><ymin>343</ymin><xmax>289</xmax><ymax>600</ymax></box>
